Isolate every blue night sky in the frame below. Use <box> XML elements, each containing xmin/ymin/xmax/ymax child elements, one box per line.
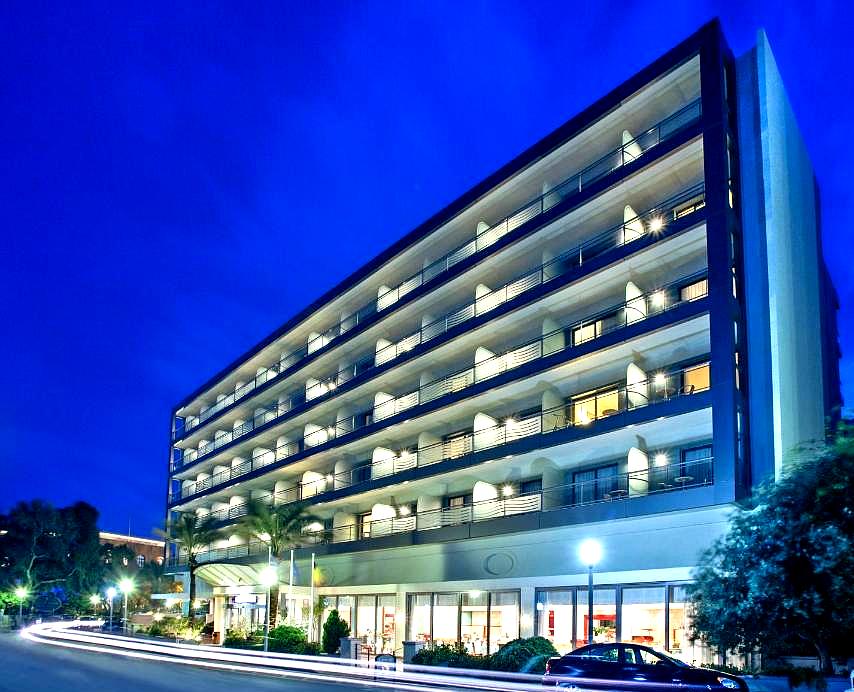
<box><xmin>1</xmin><ymin>1</ymin><xmax>851</xmax><ymax>536</ymax></box>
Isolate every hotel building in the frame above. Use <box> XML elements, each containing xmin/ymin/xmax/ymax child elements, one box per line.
<box><xmin>163</xmin><ymin>22</ymin><xmax>840</xmax><ymax>662</ymax></box>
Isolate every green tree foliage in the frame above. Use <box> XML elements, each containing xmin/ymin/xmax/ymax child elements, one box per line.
<box><xmin>234</xmin><ymin>500</ymin><xmax>317</xmax><ymax>628</ymax></box>
<box><xmin>156</xmin><ymin>514</ymin><xmax>221</xmax><ymax>626</ymax></box>
<box><xmin>321</xmin><ymin>609</ymin><xmax>350</xmax><ymax>654</ymax></box>
<box><xmin>0</xmin><ymin>500</ymin><xmax>104</xmax><ymax>600</ymax></box>
<box><xmin>689</xmin><ymin>436</ymin><xmax>854</xmax><ymax>673</ymax></box>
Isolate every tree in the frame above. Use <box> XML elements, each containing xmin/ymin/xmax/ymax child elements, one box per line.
<box><xmin>235</xmin><ymin>500</ymin><xmax>317</xmax><ymax>628</ymax></box>
<box><xmin>321</xmin><ymin>609</ymin><xmax>350</xmax><ymax>654</ymax></box>
<box><xmin>157</xmin><ymin>514</ymin><xmax>221</xmax><ymax>626</ymax></box>
<box><xmin>688</xmin><ymin>436</ymin><xmax>854</xmax><ymax>673</ymax></box>
<box><xmin>0</xmin><ymin>500</ymin><xmax>104</xmax><ymax>598</ymax></box>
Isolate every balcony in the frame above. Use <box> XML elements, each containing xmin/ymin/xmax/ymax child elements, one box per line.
<box><xmin>169</xmin><ymin>276</ymin><xmax>709</xmax><ymax>500</ymax></box>
<box><xmin>174</xmin><ymin>360</ymin><xmax>710</xmax><ymax>511</ymax></box>
<box><xmin>174</xmin><ymin>100</ymin><xmax>703</xmax><ymax>441</ymax></box>
<box><xmin>168</xmin><ymin>455</ymin><xmax>713</xmax><ymax>567</ymax></box>
<box><xmin>172</xmin><ymin>183</ymin><xmax>707</xmax><ymax>471</ymax></box>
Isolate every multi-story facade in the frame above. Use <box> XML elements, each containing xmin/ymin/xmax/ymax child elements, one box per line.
<box><xmin>164</xmin><ymin>21</ymin><xmax>840</xmax><ymax>662</ymax></box>
<box><xmin>100</xmin><ymin>532</ymin><xmax>165</xmax><ymax>568</ymax></box>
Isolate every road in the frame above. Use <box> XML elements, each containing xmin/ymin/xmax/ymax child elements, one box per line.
<box><xmin>0</xmin><ymin>631</ymin><xmax>398</xmax><ymax>692</ymax></box>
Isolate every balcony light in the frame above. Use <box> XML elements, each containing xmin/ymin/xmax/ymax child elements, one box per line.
<box><xmin>306</xmin><ymin>522</ymin><xmax>324</xmax><ymax>533</ymax></box>
<box><xmin>577</xmin><ymin>411</ymin><xmax>591</xmax><ymax>426</ymax></box>
<box><xmin>469</xmin><ymin>590</ymin><xmax>483</xmax><ymax>598</ymax></box>
<box><xmin>503</xmin><ymin>417</ymin><xmax>517</xmax><ymax>426</ymax></box>
<box><xmin>653</xmin><ymin>372</ymin><xmax>666</xmax><ymax>388</ymax></box>
<box><xmin>648</xmin><ymin>216</ymin><xmax>665</xmax><ymax>233</ymax></box>
<box><xmin>325</xmin><ymin>474</ymin><xmax>334</xmax><ymax>483</ymax></box>
<box><xmin>502</xmin><ymin>484</ymin><xmax>515</xmax><ymax>497</ymax></box>
<box><xmin>654</xmin><ymin>453</ymin><xmax>668</xmax><ymax>466</ymax></box>
<box><xmin>651</xmin><ymin>291</ymin><xmax>666</xmax><ymax>308</ymax></box>
<box><xmin>398</xmin><ymin>506</ymin><xmax>411</xmax><ymax>516</ymax></box>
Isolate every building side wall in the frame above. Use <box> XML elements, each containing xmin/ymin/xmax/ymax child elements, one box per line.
<box><xmin>737</xmin><ymin>31</ymin><xmax>827</xmax><ymax>483</ymax></box>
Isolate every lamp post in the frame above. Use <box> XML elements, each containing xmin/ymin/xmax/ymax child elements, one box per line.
<box><xmin>106</xmin><ymin>587</ymin><xmax>117</xmax><ymax>629</ymax></box>
<box><xmin>578</xmin><ymin>539</ymin><xmax>603</xmax><ymax>645</ymax></box>
<box><xmin>259</xmin><ymin>565</ymin><xmax>278</xmax><ymax>653</ymax></box>
<box><xmin>14</xmin><ymin>586</ymin><xmax>27</xmax><ymax>627</ymax></box>
<box><xmin>119</xmin><ymin>578</ymin><xmax>135</xmax><ymax>633</ymax></box>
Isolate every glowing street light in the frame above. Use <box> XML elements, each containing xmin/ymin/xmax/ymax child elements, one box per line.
<box><xmin>578</xmin><ymin>539</ymin><xmax>603</xmax><ymax>644</ymax></box>
<box><xmin>89</xmin><ymin>594</ymin><xmax>100</xmax><ymax>613</ymax></box>
<box><xmin>106</xmin><ymin>587</ymin><xmax>117</xmax><ymax>630</ymax></box>
<box><xmin>119</xmin><ymin>578</ymin><xmax>135</xmax><ymax>633</ymax></box>
<box><xmin>14</xmin><ymin>586</ymin><xmax>28</xmax><ymax>626</ymax></box>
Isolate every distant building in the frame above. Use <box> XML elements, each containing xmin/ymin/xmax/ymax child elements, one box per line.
<box><xmin>163</xmin><ymin>20</ymin><xmax>840</xmax><ymax>661</ymax></box>
<box><xmin>99</xmin><ymin>531</ymin><xmax>164</xmax><ymax>569</ymax></box>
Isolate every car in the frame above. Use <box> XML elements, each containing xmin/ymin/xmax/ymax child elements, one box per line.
<box><xmin>543</xmin><ymin>643</ymin><xmax>748</xmax><ymax>692</ymax></box>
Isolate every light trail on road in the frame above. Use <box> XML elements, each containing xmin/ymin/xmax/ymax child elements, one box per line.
<box><xmin>21</xmin><ymin>621</ymin><xmax>550</xmax><ymax>692</ymax></box>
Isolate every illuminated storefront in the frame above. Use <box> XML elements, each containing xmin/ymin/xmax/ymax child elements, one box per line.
<box><xmin>406</xmin><ymin>590</ymin><xmax>520</xmax><ymax>654</ymax></box>
<box><xmin>319</xmin><ymin>594</ymin><xmax>397</xmax><ymax>654</ymax></box>
<box><xmin>536</xmin><ymin>582</ymin><xmax>711</xmax><ymax>664</ymax></box>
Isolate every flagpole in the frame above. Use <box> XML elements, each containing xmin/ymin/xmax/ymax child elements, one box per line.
<box><xmin>288</xmin><ymin>549</ymin><xmax>294</xmax><ymax>625</ymax></box>
<box><xmin>309</xmin><ymin>552</ymin><xmax>316</xmax><ymax>642</ymax></box>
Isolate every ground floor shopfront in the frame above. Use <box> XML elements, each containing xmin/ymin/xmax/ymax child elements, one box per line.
<box><xmin>195</xmin><ymin>506</ymin><xmax>729</xmax><ymax>664</ymax></box>
<box><xmin>204</xmin><ymin>576</ymin><xmax>711</xmax><ymax>665</ymax></box>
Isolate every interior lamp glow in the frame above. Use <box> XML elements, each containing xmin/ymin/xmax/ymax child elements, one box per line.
<box><xmin>653</xmin><ymin>372</ymin><xmax>666</xmax><ymax>388</ymax></box>
<box><xmin>648</xmin><ymin>216</ymin><xmax>665</xmax><ymax>233</ymax></box>
<box><xmin>259</xmin><ymin>565</ymin><xmax>278</xmax><ymax>587</ymax></box>
<box><xmin>578</xmin><ymin>538</ymin><xmax>603</xmax><ymax>567</ymax></box>
<box><xmin>398</xmin><ymin>506</ymin><xmax>411</xmax><ymax>516</ymax></box>
<box><xmin>651</xmin><ymin>291</ymin><xmax>666</xmax><ymax>308</ymax></box>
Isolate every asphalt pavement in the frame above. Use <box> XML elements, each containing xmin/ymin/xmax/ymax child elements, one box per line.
<box><xmin>0</xmin><ymin>631</ymin><xmax>386</xmax><ymax>692</ymax></box>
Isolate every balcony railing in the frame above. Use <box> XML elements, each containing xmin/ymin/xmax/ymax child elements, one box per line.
<box><xmin>169</xmin><ymin>456</ymin><xmax>713</xmax><ymax>566</ymax></box>
<box><xmin>170</xmin><ymin>275</ymin><xmax>709</xmax><ymax>500</ymax></box>
<box><xmin>174</xmin><ymin>100</ymin><xmax>703</xmax><ymax>441</ymax></box>
<box><xmin>172</xmin><ymin>183</ymin><xmax>706</xmax><ymax>469</ymax></box>
<box><xmin>173</xmin><ymin>358</ymin><xmax>710</xmax><ymax>507</ymax></box>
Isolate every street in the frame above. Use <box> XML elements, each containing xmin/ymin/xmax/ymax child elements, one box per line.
<box><xmin>0</xmin><ymin>631</ymin><xmax>395</xmax><ymax>692</ymax></box>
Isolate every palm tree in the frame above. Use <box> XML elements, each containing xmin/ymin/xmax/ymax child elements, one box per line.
<box><xmin>156</xmin><ymin>514</ymin><xmax>221</xmax><ymax>626</ymax></box>
<box><xmin>235</xmin><ymin>500</ymin><xmax>317</xmax><ymax>628</ymax></box>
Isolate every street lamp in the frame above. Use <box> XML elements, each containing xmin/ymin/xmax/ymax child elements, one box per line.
<box><xmin>89</xmin><ymin>594</ymin><xmax>100</xmax><ymax>614</ymax></box>
<box><xmin>14</xmin><ymin>586</ymin><xmax>28</xmax><ymax>627</ymax></box>
<box><xmin>259</xmin><ymin>565</ymin><xmax>278</xmax><ymax>653</ymax></box>
<box><xmin>578</xmin><ymin>539</ymin><xmax>603</xmax><ymax>645</ymax></box>
<box><xmin>106</xmin><ymin>587</ymin><xmax>117</xmax><ymax>629</ymax></box>
<box><xmin>119</xmin><ymin>578</ymin><xmax>135</xmax><ymax>633</ymax></box>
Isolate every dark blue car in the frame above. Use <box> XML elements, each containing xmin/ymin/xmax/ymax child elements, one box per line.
<box><xmin>543</xmin><ymin>643</ymin><xmax>748</xmax><ymax>692</ymax></box>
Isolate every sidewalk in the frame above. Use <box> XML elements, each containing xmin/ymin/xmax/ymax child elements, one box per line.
<box><xmin>747</xmin><ymin>676</ymin><xmax>852</xmax><ymax>692</ymax></box>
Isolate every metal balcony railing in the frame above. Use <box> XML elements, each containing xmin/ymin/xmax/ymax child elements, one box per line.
<box><xmin>173</xmin><ymin>100</ymin><xmax>703</xmax><ymax>441</ymax></box>
<box><xmin>169</xmin><ymin>275</ymin><xmax>709</xmax><ymax>501</ymax></box>
<box><xmin>168</xmin><ymin>456</ymin><xmax>713</xmax><ymax>567</ymax></box>
<box><xmin>172</xmin><ymin>357</ymin><xmax>710</xmax><ymax>509</ymax></box>
<box><xmin>171</xmin><ymin>184</ymin><xmax>706</xmax><ymax>472</ymax></box>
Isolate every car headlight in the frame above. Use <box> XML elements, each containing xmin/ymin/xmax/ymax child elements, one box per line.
<box><xmin>717</xmin><ymin>677</ymin><xmax>739</xmax><ymax>689</ymax></box>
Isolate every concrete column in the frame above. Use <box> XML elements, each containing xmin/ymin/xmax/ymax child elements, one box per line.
<box><xmin>627</xmin><ymin>447</ymin><xmax>650</xmax><ymax>496</ymax></box>
<box><xmin>626</xmin><ymin>281</ymin><xmax>647</xmax><ymax>324</ymax></box>
<box><xmin>624</xmin><ymin>204</ymin><xmax>645</xmax><ymax>242</ymax></box>
<box><xmin>542</xmin><ymin>317</ymin><xmax>565</xmax><ymax>356</ymax></box>
<box><xmin>627</xmin><ymin>362</ymin><xmax>648</xmax><ymax>409</ymax></box>
<box><xmin>473</xmin><ymin>412</ymin><xmax>499</xmax><ymax>451</ymax></box>
<box><xmin>474</xmin><ymin>346</ymin><xmax>499</xmax><ymax>382</ymax></box>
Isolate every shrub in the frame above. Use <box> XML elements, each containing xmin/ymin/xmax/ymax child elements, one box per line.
<box><xmin>302</xmin><ymin>641</ymin><xmax>322</xmax><ymax>656</ymax></box>
<box><xmin>321</xmin><ymin>609</ymin><xmax>350</xmax><ymax>654</ymax></box>
<box><xmin>411</xmin><ymin>643</ymin><xmax>489</xmax><ymax>669</ymax></box>
<box><xmin>223</xmin><ymin>626</ymin><xmax>261</xmax><ymax>648</ymax></box>
<box><xmin>267</xmin><ymin>625</ymin><xmax>309</xmax><ymax>653</ymax></box>
<box><xmin>491</xmin><ymin>637</ymin><xmax>558</xmax><ymax>673</ymax></box>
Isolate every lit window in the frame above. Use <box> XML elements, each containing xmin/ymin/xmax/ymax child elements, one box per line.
<box><xmin>136</xmin><ymin>554</ymin><xmax>145</xmax><ymax>568</ymax></box>
<box><xmin>682</xmin><ymin>363</ymin><xmax>710</xmax><ymax>393</ymax></box>
<box><xmin>680</xmin><ymin>279</ymin><xmax>708</xmax><ymax>302</ymax></box>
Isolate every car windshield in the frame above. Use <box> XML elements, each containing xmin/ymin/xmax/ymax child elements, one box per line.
<box><xmin>646</xmin><ymin>648</ymin><xmax>691</xmax><ymax>668</ymax></box>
